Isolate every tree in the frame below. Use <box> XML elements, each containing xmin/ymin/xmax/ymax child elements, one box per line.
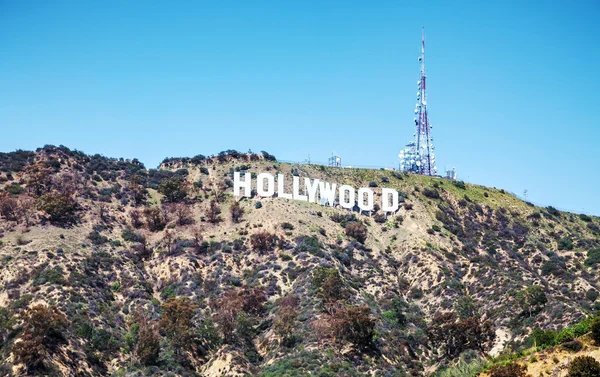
<box><xmin>35</xmin><ymin>191</ymin><xmax>77</xmax><ymax>223</ymax></box>
<box><xmin>135</xmin><ymin>313</ymin><xmax>160</xmax><ymax>366</ymax></box>
<box><xmin>273</xmin><ymin>295</ymin><xmax>299</xmax><ymax>347</ymax></box>
<box><xmin>331</xmin><ymin>305</ymin><xmax>376</xmax><ymax>351</ymax></box>
<box><xmin>516</xmin><ymin>286</ymin><xmax>548</xmax><ymax>317</ymax></box>
<box><xmin>128</xmin><ymin>175</ymin><xmax>146</xmax><ymax>205</ymax></box>
<box><xmin>12</xmin><ymin>305</ymin><xmax>67</xmax><ymax>374</ymax></box>
<box><xmin>489</xmin><ymin>362</ymin><xmax>531</xmax><ymax>377</ymax></box>
<box><xmin>207</xmin><ymin>200</ymin><xmax>221</xmax><ymax>223</ymax></box>
<box><xmin>191</xmin><ymin>226</ymin><xmax>204</xmax><ymax>253</ymax></box>
<box><xmin>130</xmin><ymin>208</ymin><xmax>144</xmax><ymax>228</ymax></box>
<box><xmin>143</xmin><ymin>206</ymin><xmax>165</xmax><ymax>231</ymax></box>
<box><xmin>230</xmin><ymin>200</ymin><xmax>244</xmax><ymax>223</ymax></box>
<box><xmin>426</xmin><ymin>312</ymin><xmax>496</xmax><ymax>359</ymax></box>
<box><xmin>0</xmin><ymin>193</ymin><xmax>19</xmax><ymax>221</ymax></box>
<box><xmin>313</xmin><ymin>304</ymin><xmax>375</xmax><ymax>352</ymax></box>
<box><xmin>213</xmin><ymin>289</ymin><xmax>244</xmax><ymax>344</ymax></box>
<box><xmin>158</xmin><ymin>177</ymin><xmax>188</xmax><ymax>203</ymax></box>
<box><xmin>18</xmin><ymin>196</ymin><xmax>36</xmax><ymax>227</ymax></box>
<box><xmin>165</xmin><ymin>202</ymin><xmax>193</xmax><ymax>226</ymax></box>
<box><xmin>568</xmin><ymin>356</ymin><xmax>600</xmax><ymax>377</ymax></box>
<box><xmin>312</xmin><ymin>267</ymin><xmax>347</xmax><ymax>304</ymax></box>
<box><xmin>24</xmin><ymin>163</ymin><xmax>53</xmax><ymax>197</ymax></box>
<box><xmin>345</xmin><ymin>221</ymin><xmax>368</xmax><ymax>243</ymax></box>
<box><xmin>213</xmin><ymin>286</ymin><xmax>267</xmax><ymax>344</ymax></box>
<box><xmin>160</xmin><ymin>297</ymin><xmax>198</xmax><ymax>353</ymax></box>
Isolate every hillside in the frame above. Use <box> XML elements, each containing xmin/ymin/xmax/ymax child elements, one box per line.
<box><xmin>0</xmin><ymin>145</ymin><xmax>599</xmax><ymax>376</ymax></box>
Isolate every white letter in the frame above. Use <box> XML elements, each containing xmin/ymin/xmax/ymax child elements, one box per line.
<box><xmin>339</xmin><ymin>185</ymin><xmax>355</xmax><ymax>209</ymax></box>
<box><xmin>293</xmin><ymin>176</ymin><xmax>307</xmax><ymax>201</ymax></box>
<box><xmin>277</xmin><ymin>174</ymin><xmax>293</xmax><ymax>199</ymax></box>
<box><xmin>357</xmin><ymin>187</ymin><xmax>374</xmax><ymax>211</ymax></box>
<box><xmin>305</xmin><ymin>178</ymin><xmax>320</xmax><ymax>203</ymax></box>
<box><xmin>234</xmin><ymin>172</ymin><xmax>251</xmax><ymax>197</ymax></box>
<box><xmin>257</xmin><ymin>173</ymin><xmax>274</xmax><ymax>197</ymax></box>
<box><xmin>318</xmin><ymin>181</ymin><xmax>337</xmax><ymax>206</ymax></box>
<box><xmin>382</xmin><ymin>188</ymin><xmax>399</xmax><ymax>212</ymax></box>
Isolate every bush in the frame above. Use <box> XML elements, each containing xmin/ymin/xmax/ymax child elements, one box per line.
<box><xmin>345</xmin><ymin>221</ymin><xmax>367</xmax><ymax>243</ymax></box>
<box><xmin>562</xmin><ymin>340</ymin><xmax>583</xmax><ymax>352</ymax></box>
<box><xmin>261</xmin><ymin>151</ymin><xmax>276</xmax><ymax>161</ymax></box>
<box><xmin>281</xmin><ymin>222</ymin><xmax>294</xmax><ymax>230</ymax></box>
<box><xmin>585</xmin><ymin>248</ymin><xmax>600</xmax><ymax>267</ymax></box>
<box><xmin>579</xmin><ymin>214</ymin><xmax>593</xmax><ymax>222</ymax></box>
<box><xmin>88</xmin><ymin>231</ymin><xmax>108</xmax><ymax>245</ymax></box>
<box><xmin>207</xmin><ymin>200</ymin><xmax>221</xmax><ymax>223</ymax></box>
<box><xmin>591</xmin><ymin>316</ymin><xmax>600</xmax><ymax>345</ymax></box>
<box><xmin>423</xmin><ymin>188</ymin><xmax>440</xmax><ymax>199</ymax></box>
<box><xmin>586</xmin><ymin>289</ymin><xmax>599</xmax><ymax>302</ymax></box>
<box><xmin>532</xmin><ymin>328</ymin><xmax>556</xmax><ymax>348</ymax></box>
<box><xmin>230</xmin><ymin>201</ymin><xmax>244</xmax><ymax>223</ymax></box>
<box><xmin>568</xmin><ymin>356</ymin><xmax>600</xmax><ymax>377</ymax></box>
<box><xmin>453</xmin><ymin>181</ymin><xmax>467</xmax><ymax>190</ymax></box>
<box><xmin>556</xmin><ymin>328</ymin><xmax>574</xmax><ymax>344</ymax></box>
<box><xmin>255</xmin><ymin>201</ymin><xmax>262</xmax><ymax>209</ymax></box>
<box><xmin>558</xmin><ymin>237</ymin><xmax>574</xmax><ymax>250</ymax></box>
<box><xmin>5</xmin><ymin>183</ymin><xmax>24</xmax><ymax>195</ymax></box>
<box><xmin>143</xmin><ymin>206</ymin><xmax>165</xmax><ymax>231</ymax></box>
<box><xmin>489</xmin><ymin>362</ymin><xmax>530</xmax><ymax>377</ymax></box>
<box><xmin>368</xmin><ymin>181</ymin><xmax>378</xmax><ymax>188</ymax></box>
<box><xmin>251</xmin><ymin>231</ymin><xmax>277</xmax><ymax>252</ymax></box>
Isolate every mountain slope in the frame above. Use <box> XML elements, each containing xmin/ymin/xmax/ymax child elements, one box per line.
<box><xmin>0</xmin><ymin>145</ymin><xmax>599</xmax><ymax>376</ymax></box>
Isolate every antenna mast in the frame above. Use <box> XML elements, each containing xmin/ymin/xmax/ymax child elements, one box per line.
<box><xmin>399</xmin><ymin>27</ymin><xmax>437</xmax><ymax>176</ymax></box>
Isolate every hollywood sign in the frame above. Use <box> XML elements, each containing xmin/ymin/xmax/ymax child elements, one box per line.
<box><xmin>234</xmin><ymin>172</ymin><xmax>400</xmax><ymax>212</ymax></box>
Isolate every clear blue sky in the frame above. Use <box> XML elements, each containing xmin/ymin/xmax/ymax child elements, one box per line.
<box><xmin>1</xmin><ymin>1</ymin><xmax>599</xmax><ymax>214</ymax></box>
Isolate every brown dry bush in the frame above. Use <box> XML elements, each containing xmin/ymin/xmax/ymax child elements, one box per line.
<box><xmin>345</xmin><ymin>221</ymin><xmax>368</xmax><ymax>243</ymax></box>
<box><xmin>250</xmin><ymin>231</ymin><xmax>277</xmax><ymax>252</ymax></box>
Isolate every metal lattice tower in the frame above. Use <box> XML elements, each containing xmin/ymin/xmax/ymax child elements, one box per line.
<box><xmin>399</xmin><ymin>28</ymin><xmax>437</xmax><ymax>176</ymax></box>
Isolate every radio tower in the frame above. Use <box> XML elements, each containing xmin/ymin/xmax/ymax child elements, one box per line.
<box><xmin>398</xmin><ymin>28</ymin><xmax>437</xmax><ymax>176</ymax></box>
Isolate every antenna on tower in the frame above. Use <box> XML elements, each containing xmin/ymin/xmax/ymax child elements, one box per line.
<box><xmin>328</xmin><ymin>153</ymin><xmax>341</xmax><ymax>167</ymax></box>
<box><xmin>398</xmin><ymin>27</ymin><xmax>437</xmax><ymax>176</ymax></box>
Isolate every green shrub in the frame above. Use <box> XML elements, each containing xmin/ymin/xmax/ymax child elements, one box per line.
<box><xmin>88</xmin><ymin>231</ymin><xmax>108</xmax><ymax>245</ymax></box>
<box><xmin>586</xmin><ymin>289</ymin><xmax>599</xmax><ymax>302</ymax></box>
<box><xmin>585</xmin><ymin>249</ymin><xmax>600</xmax><ymax>267</ymax></box>
<box><xmin>5</xmin><ymin>183</ymin><xmax>24</xmax><ymax>195</ymax></box>
<box><xmin>568</xmin><ymin>356</ymin><xmax>600</xmax><ymax>377</ymax></box>
<box><xmin>591</xmin><ymin>317</ymin><xmax>600</xmax><ymax>345</ymax></box>
<box><xmin>532</xmin><ymin>328</ymin><xmax>556</xmax><ymax>348</ymax></box>
<box><xmin>558</xmin><ymin>237</ymin><xmax>573</xmax><ymax>250</ymax></box>
<box><xmin>34</xmin><ymin>266</ymin><xmax>66</xmax><ymax>286</ymax></box>
<box><xmin>556</xmin><ymin>328</ymin><xmax>574</xmax><ymax>344</ymax></box>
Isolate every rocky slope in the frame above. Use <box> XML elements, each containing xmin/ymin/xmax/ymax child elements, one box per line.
<box><xmin>0</xmin><ymin>145</ymin><xmax>599</xmax><ymax>376</ymax></box>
